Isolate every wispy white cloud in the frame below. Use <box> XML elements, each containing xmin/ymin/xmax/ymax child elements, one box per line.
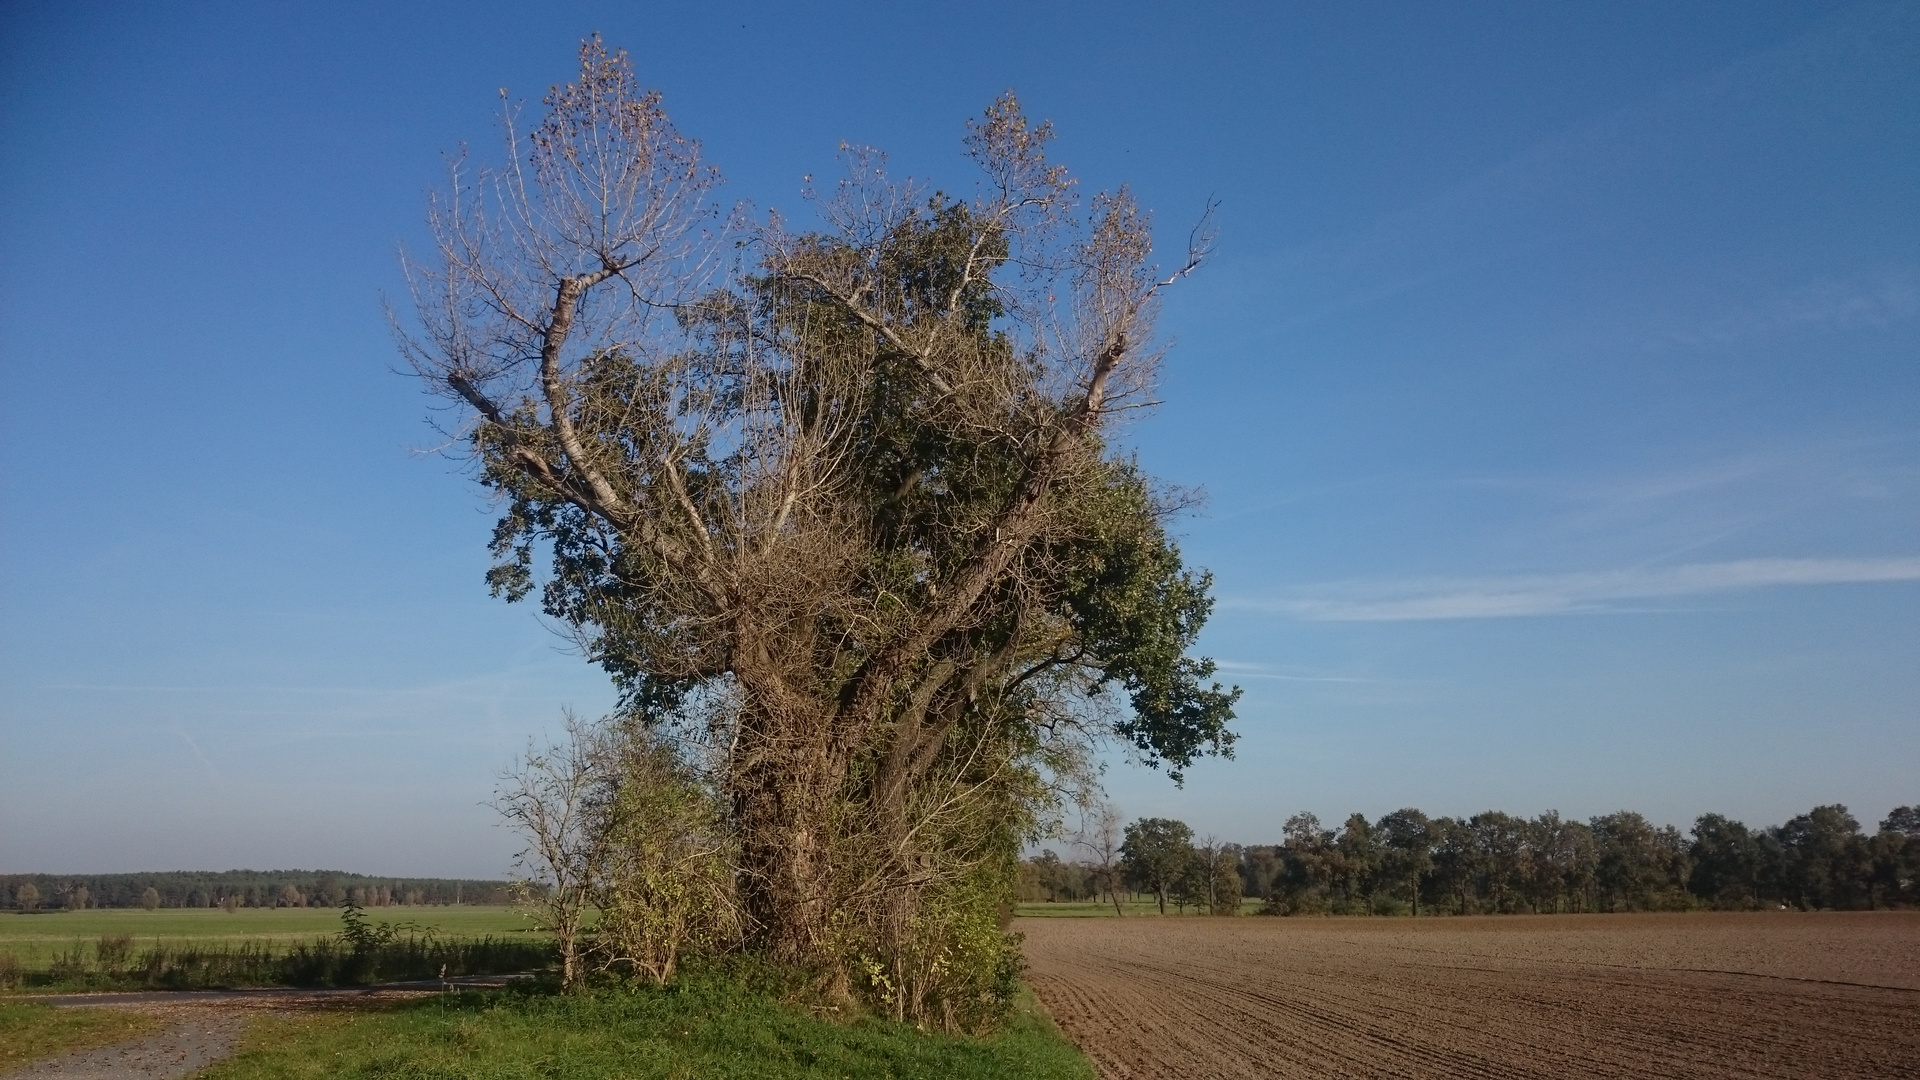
<box><xmin>1438</xmin><ymin>439</ymin><xmax>1920</xmax><ymax>570</ymax></box>
<box><xmin>1212</xmin><ymin>661</ymin><xmax>1370</xmax><ymax>683</ymax></box>
<box><xmin>1242</xmin><ymin>556</ymin><xmax>1920</xmax><ymax>621</ymax></box>
<box><xmin>1197</xmin><ymin>9</ymin><xmax>1919</xmax><ymax>341</ymax></box>
<box><xmin>1665</xmin><ymin>268</ymin><xmax>1920</xmax><ymax>349</ymax></box>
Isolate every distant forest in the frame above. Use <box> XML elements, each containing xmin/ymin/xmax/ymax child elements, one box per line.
<box><xmin>1</xmin><ymin>871</ymin><xmax>516</xmax><ymax>911</ymax></box>
<box><xmin>1022</xmin><ymin>802</ymin><xmax>1920</xmax><ymax>915</ymax></box>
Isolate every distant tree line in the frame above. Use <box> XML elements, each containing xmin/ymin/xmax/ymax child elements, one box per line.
<box><xmin>1020</xmin><ymin>816</ymin><xmax>1243</xmax><ymax>915</ymax></box>
<box><xmin>1019</xmin><ymin>803</ymin><xmax>1919</xmax><ymax>915</ymax></box>
<box><xmin>2</xmin><ymin>871</ymin><xmax>516</xmax><ymax>912</ymax></box>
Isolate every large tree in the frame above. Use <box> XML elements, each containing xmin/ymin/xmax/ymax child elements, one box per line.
<box><xmin>1374</xmin><ymin>808</ymin><xmax>1434</xmax><ymax>916</ymax></box>
<box><xmin>398</xmin><ymin>39</ymin><xmax>1237</xmax><ymax>1013</ymax></box>
<box><xmin>1122</xmin><ymin>817</ymin><xmax>1196</xmax><ymax>914</ymax></box>
<box><xmin>1688</xmin><ymin>812</ymin><xmax>1762</xmax><ymax>908</ymax></box>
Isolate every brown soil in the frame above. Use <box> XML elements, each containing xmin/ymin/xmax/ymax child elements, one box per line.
<box><xmin>1018</xmin><ymin>911</ymin><xmax>1920</xmax><ymax>1079</ymax></box>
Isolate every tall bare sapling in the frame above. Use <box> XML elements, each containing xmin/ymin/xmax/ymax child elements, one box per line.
<box><xmin>496</xmin><ymin>712</ymin><xmax>600</xmax><ymax>989</ymax></box>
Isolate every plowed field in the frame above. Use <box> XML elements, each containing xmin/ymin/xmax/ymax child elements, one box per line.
<box><xmin>1019</xmin><ymin>912</ymin><xmax>1920</xmax><ymax>1079</ymax></box>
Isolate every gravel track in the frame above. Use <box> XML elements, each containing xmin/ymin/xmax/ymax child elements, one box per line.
<box><xmin>1</xmin><ymin>1007</ymin><xmax>244</xmax><ymax>1080</ymax></box>
<box><xmin>1019</xmin><ymin>911</ymin><xmax>1920</xmax><ymax>1079</ymax></box>
<box><xmin>4</xmin><ymin>976</ymin><xmax>523</xmax><ymax>1079</ymax></box>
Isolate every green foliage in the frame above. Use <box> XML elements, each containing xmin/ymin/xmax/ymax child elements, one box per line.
<box><xmin>1375</xmin><ymin>809</ymin><xmax>1435</xmax><ymax>914</ymax></box>
<box><xmin>1021</xmin><ymin>791</ymin><xmax>1920</xmax><ymax>914</ymax></box>
<box><xmin>1204</xmin><ymin>846</ymin><xmax>1243</xmax><ymax>915</ymax></box>
<box><xmin>1263</xmin><ymin>813</ymin><xmax>1334</xmax><ymax>915</ymax></box>
<box><xmin>1029</xmin><ymin>801</ymin><xmax>1919</xmax><ymax>919</ymax></box>
<box><xmin>1689</xmin><ymin>812</ymin><xmax>1763</xmax><ymax>906</ymax></box>
<box><xmin>1056</xmin><ymin>467</ymin><xmax>1240</xmax><ymax>782</ymax></box>
<box><xmin>94</xmin><ymin>933</ymin><xmax>133</xmax><ymax>971</ymax></box>
<box><xmin>1769</xmin><ymin>804</ymin><xmax>1869</xmax><ymax>910</ymax></box>
<box><xmin>1016</xmin><ymin>850</ymin><xmax>1099</xmax><ymax>903</ymax></box>
<box><xmin>1589</xmin><ymin>812</ymin><xmax>1691</xmax><ymax>913</ymax></box>
<box><xmin>1168</xmin><ymin>856</ymin><xmax>1206</xmax><ymax>914</ymax></box>
<box><xmin>197</xmin><ymin>980</ymin><xmax>1095</xmax><ymax>1080</ymax></box>
<box><xmin>337</xmin><ymin>898</ymin><xmax>438</xmax><ymax>954</ymax></box>
<box><xmin>1120</xmin><ymin>818</ymin><xmax>1193</xmax><ymax>915</ymax></box>
<box><xmin>855</xmin><ymin>856</ymin><xmax>1027</xmax><ymax>1032</ymax></box>
<box><xmin>589</xmin><ymin>726</ymin><xmax>741</xmax><ymax>986</ymax></box>
<box><xmin>1240</xmin><ymin>800</ymin><xmax>1920</xmax><ymax>916</ymax></box>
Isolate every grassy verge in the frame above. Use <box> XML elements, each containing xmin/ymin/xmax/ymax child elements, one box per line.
<box><xmin>202</xmin><ymin>980</ymin><xmax>1095</xmax><ymax>1080</ymax></box>
<box><xmin>0</xmin><ymin>1000</ymin><xmax>165</xmax><ymax>1071</ymax></box>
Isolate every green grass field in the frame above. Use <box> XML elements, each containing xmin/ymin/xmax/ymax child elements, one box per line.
<box><xmin>0</xmin><ymin>906</ymin><xmax>538</xmax><ymax>969</ymax></box>
<box><xmin>201</xmin><ymin>981</ymin><xmax>1095</xmax><ymax>1080</ymax></box>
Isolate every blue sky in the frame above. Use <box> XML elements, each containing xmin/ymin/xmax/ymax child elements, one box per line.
<box><xmin>2</xmin><ymin>1</ymin><xmax>1914</xmax><ymax>876</ymax></box>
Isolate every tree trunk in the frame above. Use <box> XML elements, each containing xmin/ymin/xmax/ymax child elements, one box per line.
<box><xmin>731</xmin><ymin>732</ymin><xmax>839</xmax><ymax>972</ymax></box>
<box><xmin>559</xmin><ymin>927</ymin><xmax>576</xmax><ymax>989</ymax></box>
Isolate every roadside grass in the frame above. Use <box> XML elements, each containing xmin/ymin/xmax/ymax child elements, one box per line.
<box><xmin>202</xmin><ymin>980</ymin><xmax>1096</xmax><ymax>1080</ymax></box>
<box><xmin>0</xmin><ymin>1000</ymin><xmax>164</xmax><ymax>1072</ymax></box>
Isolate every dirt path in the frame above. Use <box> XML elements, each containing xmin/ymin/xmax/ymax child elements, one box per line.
<box><xmin>2</xmin><ymin>1008</ymin><xmax>244</xmax><ymax>1080</ymax></box>
<box><xmin>1019</xmin><ymin>912</ymin><xmax>1920</xmax><ymax>1080</ymax></box>
<box><xmin>4</xmin><ymin>976</ymin><xmax>523</xmax><ymax>1079</ymax></box>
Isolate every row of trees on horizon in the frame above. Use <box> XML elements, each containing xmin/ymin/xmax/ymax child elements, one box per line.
<box><xmin>1023</xmin><ymin>802</ymin><xmax>1920</xmax><ymax>915</ymax></box>
<box><xmin>2</xmin><ymin>871</ymin><xmax>516</xmax><ymax>912</ymax></box>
